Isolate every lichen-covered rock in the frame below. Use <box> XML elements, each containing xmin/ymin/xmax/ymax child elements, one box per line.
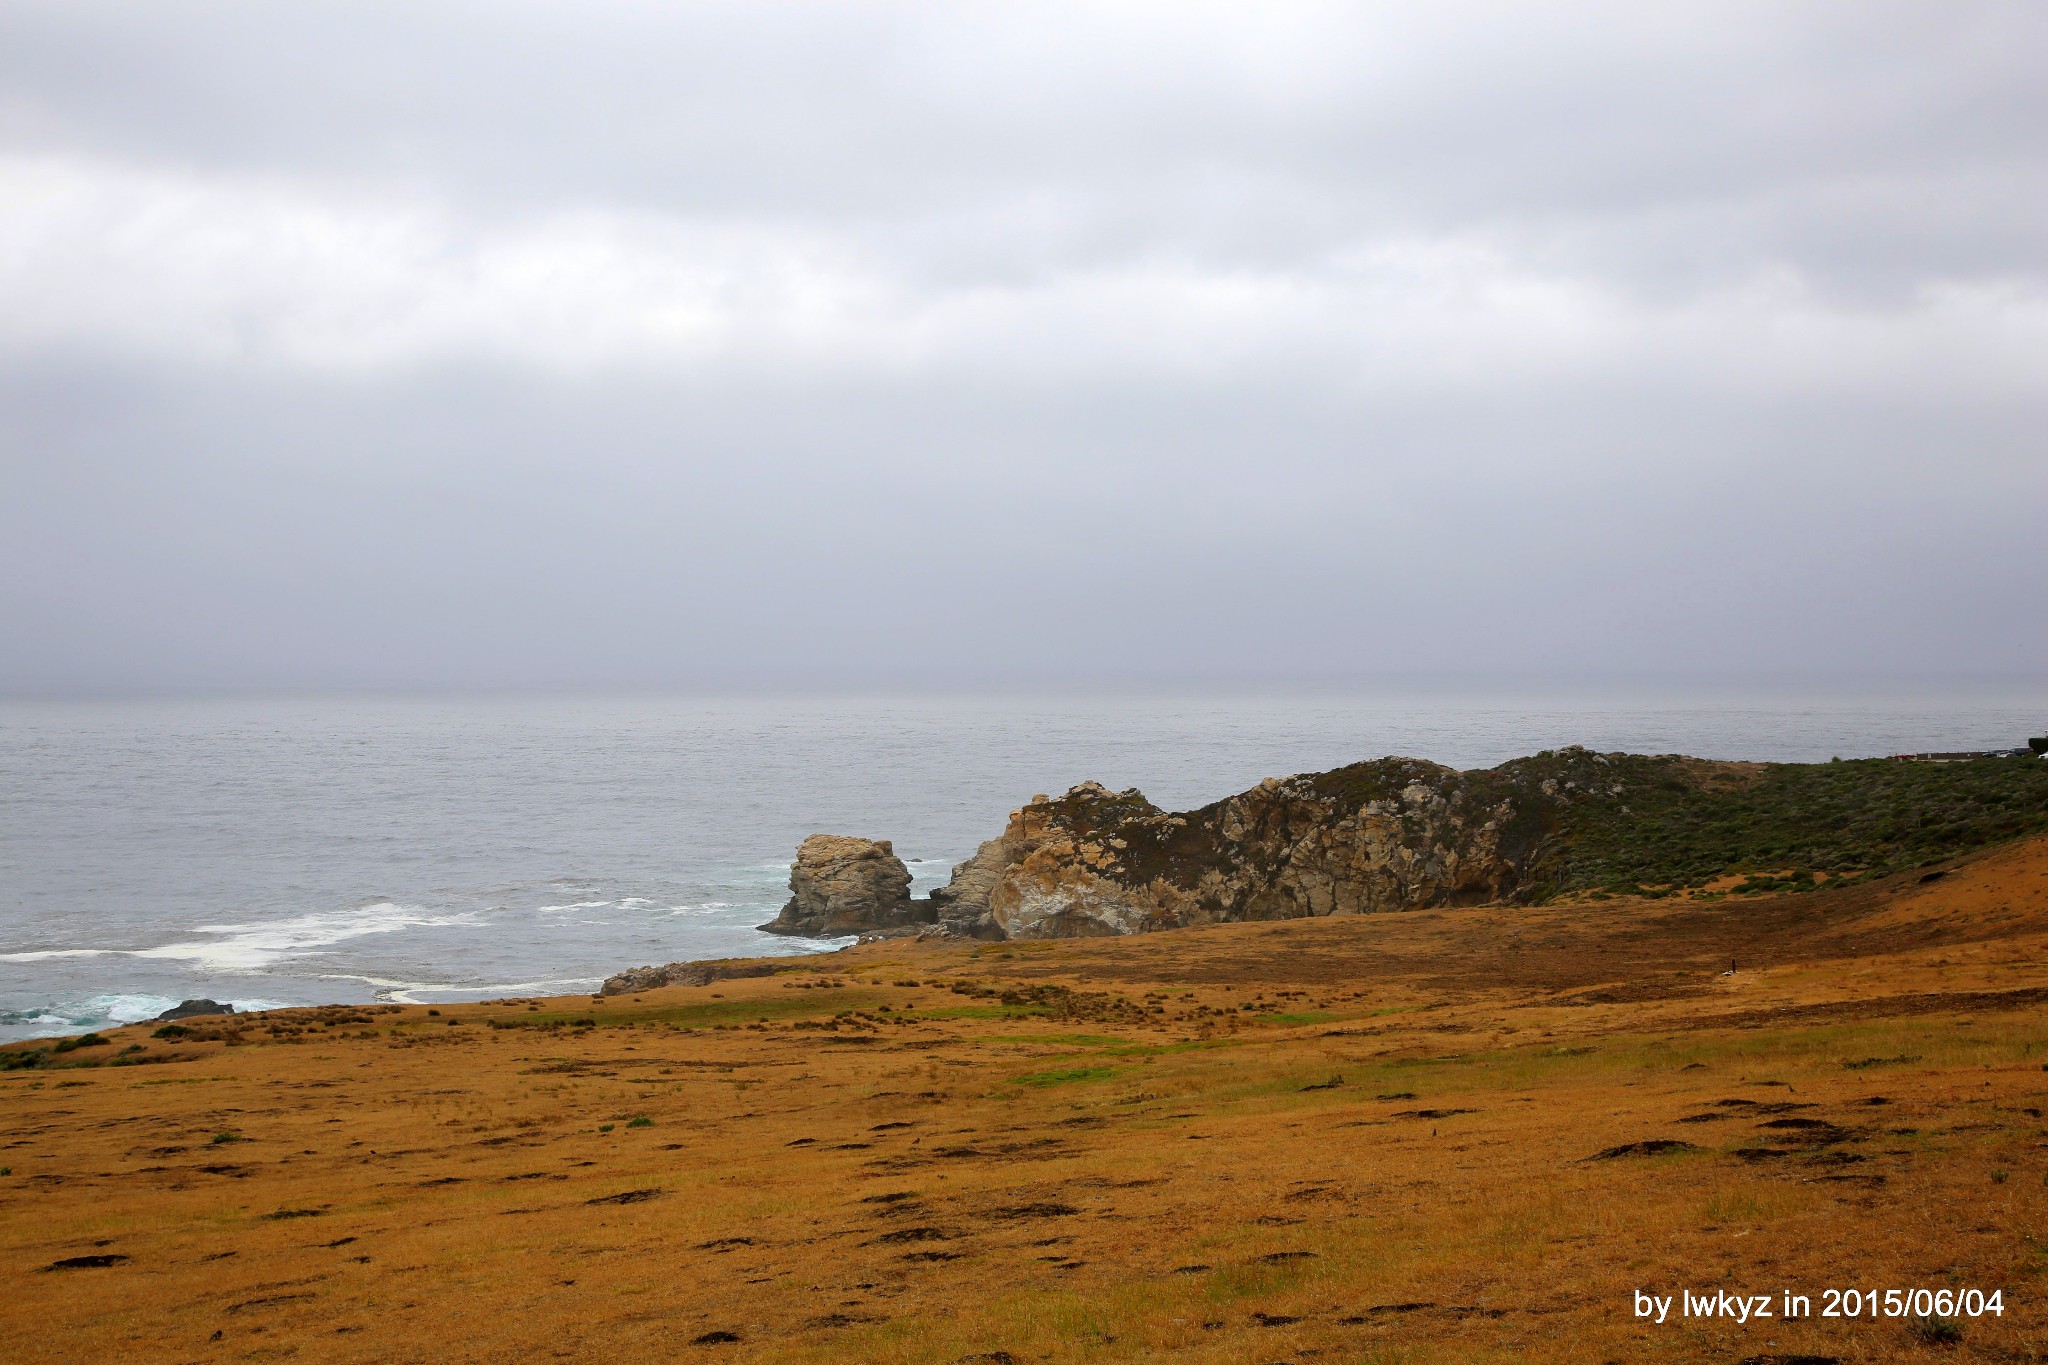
<box><xmin>758</xmin><ymin>834</ymin><xmax>927</xmax><ymax>937</ymax></box>
<box><xmin>925</xmin><ymin>758</ymin><xmax>1588</xmax><ymax>940</ymax></box>
<box><xmin>925</xmin><ymin>837</ymin><xmax>1011</xmax><ymax>938</ymax></box>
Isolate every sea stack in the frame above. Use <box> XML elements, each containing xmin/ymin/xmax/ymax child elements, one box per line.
<box><xmin>757</xmin><ymin>834</ymin><xmax>928</xmax><ymax>937</ymax></box>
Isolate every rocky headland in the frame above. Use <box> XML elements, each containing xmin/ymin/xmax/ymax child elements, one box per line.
<box><xmin>601</xmin><ymin>745</ymin><xmax>2048</xmax><ymax>992</ymax></box>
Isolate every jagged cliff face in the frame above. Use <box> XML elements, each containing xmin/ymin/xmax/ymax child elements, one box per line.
<box><xmin>929</xmin><ymin>750</ymin><xmax>1646</xmax><ymax>940</ymax></box>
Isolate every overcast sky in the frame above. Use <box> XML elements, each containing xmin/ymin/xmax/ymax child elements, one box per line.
<box><xmin>1</xmin><ymin>2</ymin><xmax>2043</xmax><ymax>693</ymax></box>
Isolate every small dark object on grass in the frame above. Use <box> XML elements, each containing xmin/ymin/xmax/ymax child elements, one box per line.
<box><xmin>1738</xmin><ymin>1355</ymin><xmax>1841</xmax><ymax>1365</ymax></box>
<box><xmin>1299</xmin><ymin>1075</ymin><xmax>1343</xmax><ymax>1091</ymax></box>
<box><xmin>586</xmin><ymin>1188</ymin><xmax>663</xmax><ymax>1205</ymax></box>
<box><xmin>692</xmin><ymin>1330</ymin><xmax>741</xmax><ymax>1345</ymax></box>
<box><xmin>1259</xmin><ymin>1250</ymin><xmax>1317</xmax><ymax>1264</ymax></box>
<box><xmin>1172</xmin><ymin>1264</ymin><xmax>1210</xmax><ymax>1274</ymax></box>
<box><xmin>1911</xmin><ymin>1315</ymin><xmax>1963</xmax><ymax>1344</ymax></box>
<box><xmin>952</xmin><ymin>1353</ymin><xmax>1017</xmax><ymax>1365</ymax></box>
<box><xmin>627</xmin><ymin>1116</ymin><xmax>652</xmax><ymax>1128</ymax></box>
<box><xmin>265</xmin><ymin>1208</ymin><xmax>325</xmax><ymax>1220</ymax></box>
<box><xmin>875</xmin><ymin>1226</ymin><xmax>949</xmax><ymax>1243</ymax></box>
<box><xmin>1376</xmin><ymin>1091</ymin><xmax>1417</xmax><ymax>1100</ymax></box>
<box><xmin>994</xmin><ymin>1203</ymin><xmax>1078</xmax><ymax>1219</ymax></box>
<box><xmin>1589</xmin><ymin>1139</ymin><xmax>1697</xmax><ymax>1160</ymax></box>
<box><xmin>42</xmin><ymin>1254</ymin><xmax>128</xmax><ymax>1270</ymax></box>
<box><xmin>1251</xmin><ymin>1313</ymin><xmax>1301</xmax><ymax>1326</ymax></box>
<box><xmin>210</xmin><ymin>1132</ymin><xmax>242</xmax><ymax>1145</ymax></box>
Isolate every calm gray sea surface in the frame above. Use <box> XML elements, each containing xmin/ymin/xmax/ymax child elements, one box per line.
<box><xmin>1</xmin><ymin>688</ymin><xmax>2040</xmax><ymax>1040</ymax></box>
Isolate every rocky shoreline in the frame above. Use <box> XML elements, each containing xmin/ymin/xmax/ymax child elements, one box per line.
<box><xmin>602</xmin><ymin>745</ymin><xmax>2048</xmax><ymax>995</ymax></box>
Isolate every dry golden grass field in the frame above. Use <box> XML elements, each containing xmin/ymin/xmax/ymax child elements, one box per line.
<box><xmin>9</xmin><ymin>834</ymin><xmax>2048</xmax><ymax>1364</ymax></box>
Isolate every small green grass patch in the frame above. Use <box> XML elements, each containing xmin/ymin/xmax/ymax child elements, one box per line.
<box><xmin>1013</xmin><ymin>1065</ymin><xmax>1121</xmax><ymax>1088</ymax></box>
<box><xmin>987</xmin><ymin>1033</ymin><xmax>1131</xmax><ymax>1047</ymax></box>
<box><xmin>499</xmin><ymin>991</ymin><xmax>884</xmax><ymax>1031</ymax></box>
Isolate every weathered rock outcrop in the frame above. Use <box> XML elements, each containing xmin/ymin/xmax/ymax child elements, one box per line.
<box><xmin>757</xmin><ymin>834</ymin><xmax>928</xmax><ymax>938</ymax></box>
<box><xmin>607</xmin><ymin>746</ymin><xmax>2048</xmax><ymax>983</ymax></box>
<box><xmin>921</xmin><ymin>753</ymin><xmax>1610</xmax><ymax>940</ymax></box>
<box><xmin>601</xmin><ymin>959</ymin><xmax>783</xmax><ymax>996</ymax></box>
<box><xmin>156</xmin><ymin>999</ymin><xmax>235</xmax><ymax>1021</ymax></box>
<box><xmin>925</xmin><ymin>835</ymin><xmax>1016</xmax><ymax>939</ymax></box>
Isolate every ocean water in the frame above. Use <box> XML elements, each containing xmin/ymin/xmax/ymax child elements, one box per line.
<box><xmin>2</xmin><ymin>688</ymin><xmax>2041</xmax><ymax>1041</ymax></box>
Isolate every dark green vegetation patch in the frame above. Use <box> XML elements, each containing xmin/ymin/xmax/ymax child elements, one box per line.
<box><xmin>1543</xmin><ymin>752</ymin><xmax>2048</xmax><ymax>896</ymax></box>
<box><xmin>1016</xmin><ymin>746</ymin><xmax>2048</xmax><ymax>914</ymax></box>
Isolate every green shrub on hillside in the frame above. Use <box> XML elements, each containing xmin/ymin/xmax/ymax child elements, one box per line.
<box><xmin>1547</xmin><ymin>754</ymin><xmax>2048</xmax><ymax>896</ymax></box>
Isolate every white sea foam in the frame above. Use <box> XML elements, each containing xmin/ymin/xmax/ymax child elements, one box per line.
<box><xmin>537</xmin><ymin>900</ymin><xmax>613</xmax><ymax>912</ymax></box>
<box><xmin>0</xmin><ymin>991</ymin><xmax>295</xmax><ymax>1039</ymax></box>
<box><xmin>319</xmin><ymin>973</ymin><xmax>602</xmax><ymax>1003</ymax></box>
<box><xmin>1</xmin><ymin>903</ymin><xmax>479</xmax><ymax>975</ymax></box>
<box><xmin>80</xmin><ymin>992</ymin><xmax>187</xmax><ymax>1025</ymax></box>
<box><xmin>140</xmin><ymin>904</ymin><xmax>481</xmax><ymax>972</ymax></box>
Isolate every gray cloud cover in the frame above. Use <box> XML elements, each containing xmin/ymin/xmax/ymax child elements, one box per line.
<box><xmin>1</xmin><ymin>1</ymin><xmax>2043</xmax><ymax>691</ymax></box>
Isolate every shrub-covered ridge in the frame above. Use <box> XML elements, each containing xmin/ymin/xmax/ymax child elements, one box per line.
<box><xmin>919</xmin><ymin>748</ymin><xmax>2048</xmax><ymax>938</ymax></box>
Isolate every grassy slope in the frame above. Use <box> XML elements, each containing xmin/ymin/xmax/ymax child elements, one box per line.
<box><xmin>5</xmin><ymin>834</ymin><xmax>2048</xmax><ymax>1362</ymax></box>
